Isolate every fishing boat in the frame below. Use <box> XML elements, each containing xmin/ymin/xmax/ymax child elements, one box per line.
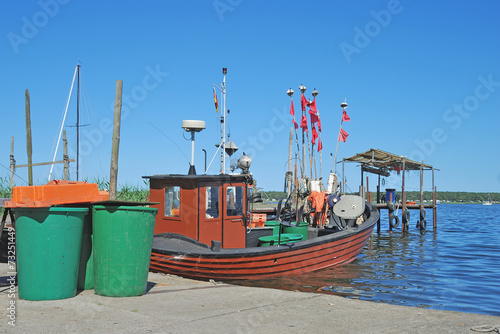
<box><xmin>144</xmin><ymin>70</ymin><xmax>379</xmax><ymax>281</ymax></box>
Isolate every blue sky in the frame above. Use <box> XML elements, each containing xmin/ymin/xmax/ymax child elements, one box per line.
<box><xmin>1</xmin><ymin>0</ymin><xmax>499</xmax><ymax>193</ymax></box>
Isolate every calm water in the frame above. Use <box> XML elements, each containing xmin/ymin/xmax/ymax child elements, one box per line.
<box><xmin>236</xmin><ymin>204</ymin><xmax>500</xmax><ymax>316</ymax></box>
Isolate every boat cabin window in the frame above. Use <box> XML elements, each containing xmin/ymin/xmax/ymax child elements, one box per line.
<box><xmin>226</xmin><ymin>186</ymin><xmax>244</xmax><ymax>217</ymax></box>
<box><xmin>205</xmin><ymin>186</ymin><xmax>219</xmax><ymax>219</ymax></box>
<box><xmin>164</xmin><ymin>186</ymin><xmax>180</xmax><ymax>217</ymax></box>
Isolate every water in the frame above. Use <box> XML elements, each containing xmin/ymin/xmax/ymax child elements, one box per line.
<box><xmin>236</xmin><ymin>204</ymin><xmax>500</xmax><ymax>316</ymax></box>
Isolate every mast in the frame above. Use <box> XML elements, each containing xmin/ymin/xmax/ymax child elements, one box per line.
<box><xmin>220</xmin><ymin>68</ymin><xmax>227</xmax><ymax>174</ymax></box>
<box><xmin>76</xmin><ymin>64</ymin><xmax>80</xmax><ymax>180</ymax></box>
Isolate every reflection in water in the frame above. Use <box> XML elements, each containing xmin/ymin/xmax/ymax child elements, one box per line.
<box><xmin>231</xmin><ymin>205</ymin><xmax>500</xmax><ymax>316</ymax></box>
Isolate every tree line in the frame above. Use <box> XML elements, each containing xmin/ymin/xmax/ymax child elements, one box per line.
<box><xmin>260</xmin><ymin>190</ymin><xmax>499</xmax><ymax>203</ymax></box>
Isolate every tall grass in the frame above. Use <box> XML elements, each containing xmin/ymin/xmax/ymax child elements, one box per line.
<box><xmin>89</xmin><ymin>177</ymin><xmax>149</xmax><ymax>202</ymax></box>
<box><xmin>0</xmin><ymin>176</ymin><xmax>12</xmax><ymax>198</ymax></box>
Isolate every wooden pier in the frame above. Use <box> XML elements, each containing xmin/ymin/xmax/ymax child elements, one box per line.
<box><xmin>342</xmin><ymin>148</ymin><xmax>438</xmax><ymax>232</ymax></box>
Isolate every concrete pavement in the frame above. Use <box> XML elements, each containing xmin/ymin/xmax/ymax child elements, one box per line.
<box><xmin>1</xmin><ymin>263</ymin><xmax>499</xmax><ymax>334</ymax></box>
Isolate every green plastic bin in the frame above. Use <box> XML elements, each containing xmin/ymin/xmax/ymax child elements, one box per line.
<box><xmin>282</xmin><ymin>221</ymin><xmax>309</xmax><ymax>240</ymax></box>
<box><xmin>258</xmin><ymin>235</ymin><xmax>290</xmax><ymax>246</ymax></box>
<box><xmin>264</xmin><ymin>220</ymin><xmax>281</xmax><ymax>235</ymax></box>
<box><xmin>14</xmin><ymin>207</ymin><xmax>89</xmax><ymax>301</ymax></box>
<box><xmin>92</xmin><ymin>205</ymin><xmax>158</xmax><ymax>297</ymax></box>
<box><xmin>280</xmin><ymin>233</ymin><xmax>303</xmax><ymax>243</ymax></box>
<box><xmin>77</xmin><ymin>212</ymin><xmax>94</xmax><ymax>290</ymax></box>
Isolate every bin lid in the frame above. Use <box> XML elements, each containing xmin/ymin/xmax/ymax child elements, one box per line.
<box><xmin>6</xmin><ymin>180</ymin><xmax>109</xmax><ymax>208</ymax></box>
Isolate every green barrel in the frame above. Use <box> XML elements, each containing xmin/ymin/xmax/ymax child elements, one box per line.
<box><xmin>258</xmin><ymin>235</ymin><xmax>290</xmax><ymax>246</ymax></box>
<box><xmin>14</xmin><ymin>207</ymin><xmax>89</xmax><ymax>300</ymax></box>
<box><xmin>264</xmin><ymin>221</ymin><xmax>281</xmax><ymax>235</ymax></box>
<box><xmin>280</xmin><ymin>233</ymin><xmax>303</xmax><ymax>243</ymax></box>
<box><xmin>282</xmin><ymin>221</ymin><xmax>309</xmax><ymax>240</ymax></box>
<box><xmin>77</xmin><ymin>212</ymin><xmax>94</xmax><ymax>290</ymax></box>
<box><xmin>92</xmin><ymin>205</ymin><xmax>158</xmax><ymax>297</ymax></box>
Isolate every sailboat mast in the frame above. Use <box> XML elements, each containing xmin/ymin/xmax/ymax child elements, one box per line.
<box><xmin>76</xmin><ymin>64</ymin><xmax>80</xmax><ymax>181</ymax></box>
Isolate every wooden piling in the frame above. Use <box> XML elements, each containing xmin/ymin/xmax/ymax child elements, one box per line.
<box><xmin>109</xmin><ymin>80</ymin><xmax>123</xmax><ymax>200</ymax></box>
<box><xmin>402</xmin><ymin>159</ymin><xmax>406</xmax><ymax>232</ymax></box>
<box><xmin>25</xmin><ymin>89</ymin><xmax>33</xmax><ymax>186</ymax></box>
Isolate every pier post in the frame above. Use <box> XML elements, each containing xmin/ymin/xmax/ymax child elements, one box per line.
<box><xmin>402</xmin><ymin>159</ymin><xmax>406</xmax><ymax>232</ymax></box>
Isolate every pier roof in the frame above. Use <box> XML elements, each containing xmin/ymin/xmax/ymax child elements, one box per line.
<box><xmin>343</xmin><ymin>148</ymin><xmax>434</xmax><ymax>172</ymax></box>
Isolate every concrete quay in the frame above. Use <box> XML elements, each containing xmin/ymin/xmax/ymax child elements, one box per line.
<box><xmin>1</xmin><ymin>263</ymin><xmax>498</xmax><ymax>334</ymax></box>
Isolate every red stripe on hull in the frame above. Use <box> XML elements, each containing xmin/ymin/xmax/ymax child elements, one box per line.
<box><xmin>150</xmin><ymin>224</ymin><xmax>375</xmax><ymax>280</ymax></box>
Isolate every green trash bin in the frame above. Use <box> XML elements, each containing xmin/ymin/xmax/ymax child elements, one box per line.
<box><xmin>264</xmin><ymin>221</ymin><xmax>281</xmax><ymax>235</ymax></box>
<box><xmin>92</xmin><ymin>205</ymin><xmax>158</xmax><ymax>297</ymax></box>
<box><xmin>77</xmin><ymin>212</ymin><xmax>94</xmax><ymax>290</ymax></box>
<box><xmin>280</xmin><ymin>233</ymin><xmax>303</xmax><ymax>243</ymax></box>
<box><xmin>14</xmin><ymin>207</ymin><xmax>89</xmax><ymax>301</ymax></box>
<box><xmin>282</xmin><ymin>221</ymin><xmax>309</xmax><ymax>240</ymax></box>
<box><xmin>258</xmin><ymin>235</ymin><xmax>290</xmax><ymax>246</ymax></box>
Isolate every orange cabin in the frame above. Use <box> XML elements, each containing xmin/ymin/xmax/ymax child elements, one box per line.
<box><xmin>145</xmin><ymin>174</ymin><xmax>255</xmax><ymax>249</ymax></box>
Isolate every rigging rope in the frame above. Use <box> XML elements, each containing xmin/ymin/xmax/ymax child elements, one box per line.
<box><xmin>471</xmin><ymin>324</ymin><xmax>500</xmax><ymax>333</ymax></box>
<box><xmin>48</xmin><ymin>65</ymin><xmax>78</xmax><ymax>181</ymax></box>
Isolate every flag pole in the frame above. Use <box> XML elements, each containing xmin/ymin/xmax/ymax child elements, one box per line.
<box><xmin>311</xmin><ymin>88</ymin><xmax>319</xmax><ymax>180</ymax></box>
<box><xmin>332</xmin><ymin>99</ymin><xmax>348</xmax><ymax>174</ymax></box>
<box><xmin>299</xmin><ymin>84</ymin><xmax>307</xmax><ymax>179</ymax></box>
<box><xmin>287</xmin><ymin>89</ymin><xmax>302</xmax><ymax>177</ymax></box>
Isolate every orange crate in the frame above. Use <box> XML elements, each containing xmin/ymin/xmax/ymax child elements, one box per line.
<box><xmin>6</xmin><ymin>180</ymin><xmax>109</xmax><ymax>208</ymax></box>
<box><xmin>250</xmin><ymin>213</ymin><xmax>266</xmax><ymax>228</ymax></box>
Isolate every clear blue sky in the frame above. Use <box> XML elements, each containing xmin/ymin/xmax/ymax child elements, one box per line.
<box><xmin>1</xmin><ymin>0</ymin><xmax>499</xmax><ymax>193</ymax></box>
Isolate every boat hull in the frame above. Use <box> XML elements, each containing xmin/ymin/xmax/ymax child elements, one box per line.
<box><xmin>150</xmin><ymin>205</ymin><xmax>378</xmax><ymax>281</ymax></box>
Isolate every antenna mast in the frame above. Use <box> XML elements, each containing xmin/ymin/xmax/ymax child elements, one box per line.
<box><xmin>220</xmin><ymin>68</ymin><xmax>227</xmax><ymax>174</ymax></box>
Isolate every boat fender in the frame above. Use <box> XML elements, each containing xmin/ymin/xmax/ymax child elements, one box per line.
<box><xmin>402</xmin><ymin>209</ymin><xmax>410</xmax><ymax>224</ymax></box>
<box><xmin>420</xmin><ymin>207</ymin><xmax>426</xmax><ymax>220</ymax></box>
<box><xmin>387</xmin><ymin>201</ymin><xmax>395</xmax><ymax>212</ymax></box>
<box><xmin>389</xmin><ymin>215</ymin><xmax>400</xmax><ymax>228</ymax></box>
<box><xmin>419</xmin><ymin>219</ymin><xmax>427</xmax><ymax>230</ymax></box>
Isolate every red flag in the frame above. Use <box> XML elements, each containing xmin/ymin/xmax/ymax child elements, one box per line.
<box><xmin>300</xmin><ymin>115</ymin><xmax>308</xmax><ymax>131</ymax></box>
<box><xmin>213</xmin><ymin>87</ymin><xmax>219</xmax><ymax>113</ymax></box>
<box><xmin>301</xmin><ymin>94</ymin><xmax>308</xmax><ymax>111</ymax></box>
<box><xmin>311</xmin><ymin>125</ymin><xmax>318</xmax><ymax>144</ymax></box>
<box><xmin>309</xmin><ymin>110</ymin><xmax>319</xmax><ymax>124</ymax></box>
<box><xmin>342</xmin><ymin>109</ymin><xmax>350</xmax><ymax>122</ymax></box>
<box><xmin>339</xmin><ymin>128</ymin><xmax>349</xmax><ymax>142</ymax></box>
<box><xmin>290</xmin><ymin>99</ymin><xmax>295</xmax><ymax>117</ymax></box>
<box><xmin>309</xmin><ymin>98</ymin><xmax>317</xmax><ymax>113</ymax></box>
<box><xmin>317</xmin><ymin>138</ymin><xmax>323</xmax><ymax>151</ymax></box>
<box><xmin>317</xmin><ymin>114</ymin><xmax>322</xmax><ymax>132</ymax></box>
<box><xmin>292</xmin><ymin>118</ymin><xmax>299</xmax><ymax>130</ymax></box>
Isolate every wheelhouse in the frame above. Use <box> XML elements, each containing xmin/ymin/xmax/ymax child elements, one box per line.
<box><xmin>144</xmin><ymin>174</ymin><xmax>256</xmax><ymax>249</ymax></box>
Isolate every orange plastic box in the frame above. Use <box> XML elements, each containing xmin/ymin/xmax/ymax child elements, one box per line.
<box><xmin>6</xmin><ymin>180</ymin><xmax>109</xmax><ymax>208</ymax></box>
<box><xmin>250</xmin><ymin>213</ymin><xmax>266</xmax><ymax>228</ymax></box>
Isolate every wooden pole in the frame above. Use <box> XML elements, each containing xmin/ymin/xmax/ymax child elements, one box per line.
<box><xmin>10</xmin><ymin>137</ymin><xmax>15</xmax><ymax>189</ymax></box>
<box><xmin>109</xmin><ymin>80</ymin><xmax>123</xmax><ymax>200</ymax></box>
<box><xmin>63</xmin><ymin>130</ymin><xmax>69</xmax><ymax>180</ymax></box>
<box><xmin>420</xmin><ymin>161</ymin><xmax>424</xmax><ymax>206</ymax></box>
<box><xmin>366</xmin><ymin>176</ymin><xmax>371</xmax><ymax>203</ymax></box>
<box><xmin>76</xmin><ymin>64</ymin><xmax>81</xmax><ymax>181</ymax></box>
<box><xmin>433</xmin><ymin>167</ymin><xmax>437</xmax><ymax>230</ymax></box>
<box><xmin>25</xmin><ymin>89</ymin><xmax>33</xmax><ymax>186</ymax></box>
<box><xmin>402</xmin><ymin>160</ymin><xmax>406</xmax><ymax>232</ymax></box>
